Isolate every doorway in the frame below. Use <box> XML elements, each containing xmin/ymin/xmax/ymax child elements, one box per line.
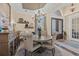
<box><xmin>51</xmin><ymin>18</ymin><xmax>63</xmax><ymax>39</ymax></box>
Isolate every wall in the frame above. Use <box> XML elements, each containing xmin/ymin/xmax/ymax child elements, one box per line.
<box><xmin>0</xmin><ymin>3</ymin><xmax>10</xmax><ymax>32</ymax></box>
<box><xmin>61</xmin><ymin>4</ymin><xmax>79</xmax><ymax>40</ymax></box>
<box><xmin>0</xmin><ymin>4</ymin><xmax>9</xmax><ymax>18</ymax></box>
<box><xmin>46</xmin><ymin>10</ymin><xmax>64</xmax><ymax>36</ymax></box>
<box><xmin>62</xmin><ymin>4</ymin><xmax>79</xmax><ymax>16</ymax></box>
<box><xmin>11</xmin><ymin>7</ymin><xmax>35</xmax><ymax>32</ymax></box>
<box><xmin>11</xmin><ymin>7</ymin><xmax>51</xmax><ymax>35</ymax></box>
<box><xmin>46</xmin><ymin>13</ymin><xmax>51</xmax><ymax>36</ymax></box>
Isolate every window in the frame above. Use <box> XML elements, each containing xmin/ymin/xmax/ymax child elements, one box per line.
<box><xmin>72</xmin><ymin>17</ymin><xmax>79</xmax><ymax>39</ymax></box>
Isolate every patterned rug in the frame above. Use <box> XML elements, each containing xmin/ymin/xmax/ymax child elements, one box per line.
<box><xmin>15</xmin><ymin>47</ymin><xmax>55</xmax><ymax>56</ymax></box>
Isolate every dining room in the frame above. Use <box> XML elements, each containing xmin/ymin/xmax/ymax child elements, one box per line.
<box><xmin>1</xmin><ymin>3</ymin><xmax>79</xmax><ymax>56</ymax></box>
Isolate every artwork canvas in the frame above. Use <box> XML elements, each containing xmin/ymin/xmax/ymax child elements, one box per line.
<box><xmin>35</xmin><ymin>15</ymin><xmax>46</xmax><ymax>35</ymax></box>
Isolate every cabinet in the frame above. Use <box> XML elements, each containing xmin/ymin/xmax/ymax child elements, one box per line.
<box><xmin>0</xmin><ymin>32</ymin><xmax>20</xmax><ymax>56</ymax></box>
<box><xmin>0</xmin><ymin>32</ymin><xmax>9</xmax><ymax>56</ymax></box>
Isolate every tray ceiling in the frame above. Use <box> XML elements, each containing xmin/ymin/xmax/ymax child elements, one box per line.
<box><xmin>22</xmin><ymin>3</ymin><xmax>46</xmax><ymax>10</ymax></box>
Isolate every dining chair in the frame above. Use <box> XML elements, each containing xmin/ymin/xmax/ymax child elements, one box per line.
<box><xmin>43</xmin><ymin>33</ymin><xmax>57</xmax><ymax>56</ymax></box>
<box><xmin>24</xmin><ymin>32</ymin><xmax>41</xmax><ymax>55</ymax></box>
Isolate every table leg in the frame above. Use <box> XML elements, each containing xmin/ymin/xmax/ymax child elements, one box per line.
<box><xmin>51</xmin><ymin>39</ymin><xmax>52</xmax><ymax>46</ymax></box>
<box><xmin>52</xmin><ymin>48</ymin><xmax>55</xmax><ymax>56</ymax></box>
<box><xmin>24</xmin><ymin>49</ymin><xmax>27</xmax><ymax>56</ymax></box>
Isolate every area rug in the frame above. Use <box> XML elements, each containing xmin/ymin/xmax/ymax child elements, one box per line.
<box><xmin>15</xmin><ymin>47</ymin><xmax>54</xmax><ymax>56</ymax></box>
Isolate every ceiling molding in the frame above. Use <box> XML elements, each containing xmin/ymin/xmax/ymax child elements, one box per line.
<box><xmin>9</xmin><ymin>3</ymin><xmax>71</xmax><ymax>15</ymax></box>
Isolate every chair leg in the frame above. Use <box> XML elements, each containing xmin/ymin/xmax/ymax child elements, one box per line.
<box><xmin>24</xmin><ymin>49</ymin><xmax>27</xmax><ymax>56</ymax></box>
<box><xmin>52</xmin><ymin>48</ymin><xmax>55</xmax><ymax>56</ymax></box>
<box><xmin>28</xmin><ymin>51</ymin><xmax>32</xmax><ymax>56</ymax></box>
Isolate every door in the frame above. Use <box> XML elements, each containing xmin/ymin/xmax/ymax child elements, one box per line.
<box><xmin>69</xmin><ymin>12</ymin><xmax>79</xmax><ymax>40</ymax></box>
<box><xmin>51</xmin><ymin>18</ymin><xmax>63</xmax><ymax>39</ymax></box>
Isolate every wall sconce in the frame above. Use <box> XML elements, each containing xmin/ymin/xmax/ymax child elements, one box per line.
<box><xmin>71</xmin><ymin>8</ymin><xmax>75</xmax><ymax>12</ymax></box>
<box><xmin>71</xmin><ymin>3</ymin><xmax>75</xmax><ymax>12</ymax></box>
<box><xmin>71</xmin><ymin>3</ymin><xmax>74</xmax><ymax>6</ymax></box>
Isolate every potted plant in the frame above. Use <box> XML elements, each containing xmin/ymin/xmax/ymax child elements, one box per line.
<box><xmin>64</xmin><ymin>31</ymin><xmax>67</xmax><ymax>40</ymax></box>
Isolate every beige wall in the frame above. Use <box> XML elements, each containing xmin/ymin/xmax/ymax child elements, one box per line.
<box><xmin>62</xmin><ymin>4</ymin><xmax>79</xmax><ymax>16</ymax></box>
<box><xmin>11</xmin><ymin>8</ymin><xmax>51</xmax><ymax>35</ymax></box>
<box><xmin>0</xmin><ymin>3</ymin><xmax>9</xmax><ymax>19</ymax></box>
<box><xmin>11</xmin><ymin>7</ymin><xmax>35</xmax><ymax>32</ymax></box>
<box><xmin>46</xmin><ymin>13</ymin><xmax>51</xmax><ymax>35</ymax></box>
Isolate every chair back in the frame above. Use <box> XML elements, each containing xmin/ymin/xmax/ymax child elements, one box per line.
<box><xmin>24</xmin><ymin>32</ymin><xmax>33</xmax><ymax>51</ymax></box>
<box><xmin>52</xmin><ymin>33</ymin><xmax>57</xmax><ymax>40</ymax></box>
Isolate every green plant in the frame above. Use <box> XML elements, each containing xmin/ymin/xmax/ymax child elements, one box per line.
<box><xmin>64</xmin><ymin>31</ymin><xmax>67</xmax><ymax>40</ymax></box>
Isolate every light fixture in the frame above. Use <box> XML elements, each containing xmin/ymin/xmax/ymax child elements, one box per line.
<box><xmin>71</xmin><ymin>3</ymin><xmax>75</xmax><ymax>12</ymax></box>
<box><xmin>71</xmin><ymin>3</ymin><xmax>74</xmax><ymax>6</ymax></box>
